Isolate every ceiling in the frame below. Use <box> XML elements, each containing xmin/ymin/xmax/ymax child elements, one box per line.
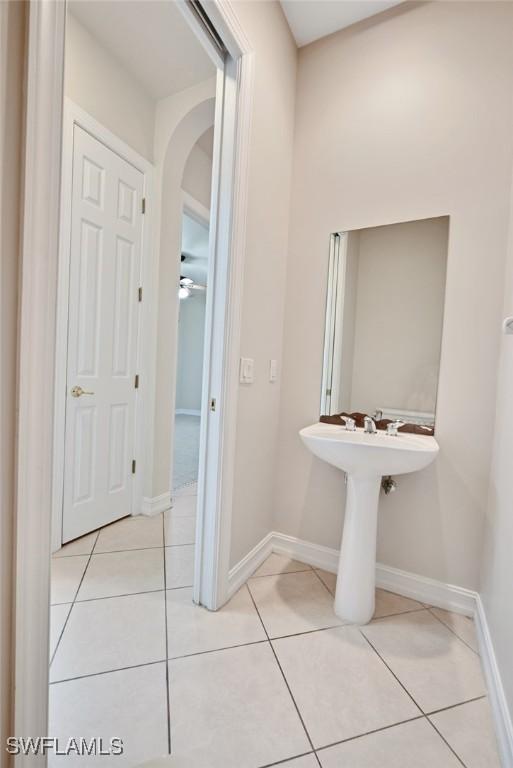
<box><xmin>68</xmin><ymin>0</ymin><xmax>216</xmax><ymax>100</ymax></box>
<box><xmin>280</xmin><ymin>0</ymin><xmax>404</xmax><ymax>47</ymax></box>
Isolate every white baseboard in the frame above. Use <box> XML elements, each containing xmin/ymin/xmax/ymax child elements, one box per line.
<box><xmin>227</xmin><ymin>532</ymin><xmax>274</xmax><ymax>598</ymax></box>
<box><xmin>271</xmin><ymin>531</ymin><xmax>339</xmax><ymax>572</ymax></box>
<box><xmin>375</xmin><ymin>563</ymin><xmax>477</xmax><ymax>616</ymax></box>
<box><xmin>271</xmin><ymin>531</ymin><xmax>477</xmax><ymax>616</ymax></box>
<box><xmin>141</xmin><ymin>492</ymin><xmax>172</xmax><ymax>516</ymax></box>
<box><xmin>474</xmin><ymin>595</ymin><xmax>513</xmax><ymax>767</ymax></box>
<box><xmin>175</xmin><ymin>408</ymin><xmax>201</xmax><ymax>417</ymax></box>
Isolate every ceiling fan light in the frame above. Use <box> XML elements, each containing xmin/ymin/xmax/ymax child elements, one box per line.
<box><xmin>178</xmin><ymin>287</ymin><xmax>191</xmax><ymax>299</ymax></box>
<box><xmin>180</xmin><ymin>276</ymin><xmax>194</xmax><ymax>286</ymax></box>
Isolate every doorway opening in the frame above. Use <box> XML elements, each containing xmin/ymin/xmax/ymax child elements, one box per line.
<box><xmin>17</xmin><ymin>0</ymin><xmax>252</xmax><ymax>750</ymax></box>
<box><xmin>173</xmin><ymin>207</ymin><xmax>210</xmax><ymax>491</ymax></box>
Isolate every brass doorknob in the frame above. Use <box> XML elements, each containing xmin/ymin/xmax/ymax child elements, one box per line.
<box><xmin>70</xmin><ymin>385</ymin><xmax>94</xmax><ymax>398</ymax></box>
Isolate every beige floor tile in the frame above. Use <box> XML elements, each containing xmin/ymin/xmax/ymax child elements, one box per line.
<box><xmin>164</xmin><ymin>514</ymin><xmax>196</xmax><ymax>546</ymax></box>
<box><xmin>315</xmin><ymin>569</ymin><xmax>337</xmax><ymax>593</ymax></box>
<box><xmin>361</xmin><ymin>611</ymin><xmax>486</xmax><ymax>712</ymax></box>
<box><xmin>53</xmin><ymin>532</ymin><xmax>97</xmax><ymax>558</ymax></box>
<box><xmin>94</xmin><ymin>514</ymin><xmax>163</xmax><ymax>553</ymax></box>
<box><xmin>50</xmin><ymin>604</ymin><xmax>72</xmax><ymax>659</ymax></box>
<box><xmin>430</xmin><ymin>698</ymin><xmax>501</xmax><ymax>768</ymax></box>
<box><xmin>51</xmin><ymin>555</ymin><xmax>89</xmax><ymax>605</ymax></box>
<box><xmin>165</xmin><ymin>545</ymin><xmax>195</xmax><ymax>589</ymax></box>
<box><xmin>429</xmin><ymin>607</ymin><xmax>479</xmax><ymax>652</ymax></box>
<box><xmin>77</xmin><ymin>549</ymin><xmax>164</xmax><ymax>601</ymax></box>
<box><xmin>374</xmin><ymin>589</ymin><xmax>424</xmax><ymax>618</ymax></box>
<box><xmin>252</xmin><ymin>553</ymin><xmax>312</xmax><ymax>578</ymax></box>
<box><xmin>280</xmin><ymin>757</ymin><xmax>318</xmax><ymax>767</ymax></box>
<box><xmin>50</xmin><ymin>592</ymin><xmax>166</xmax><ymax>681</ymax></box>
<box><xmin>166</xmin><ymin>585</ymin><xmax>266</xmax><ymax>658</ymax></box>
<box><xmin>248</xmin><ymin>570</ymin><xmax>343</xmax><ymax>638</ymax></box>
<box><xmin>49</xmin><ymin>663</ymin><xmax>168</xmax><ymax>766</ymax></box>
<box><xmin>318</xmin><ymin>718</ymin><xmax>462</xmax><ymax>768</ymax></box>
<box><xmin>273</xmin><ymin>625</ymin><xmax>419</xmax><ymax>748</ymax></box>
<box><xmin>169</xmin><ymin>495</ymin><xmax>197</xmax><ymax>517</ymax></box>
<box><xmin>168</xmin><ymin>643</ymin><xmax>310</xmax><ymax>768</ymax></box>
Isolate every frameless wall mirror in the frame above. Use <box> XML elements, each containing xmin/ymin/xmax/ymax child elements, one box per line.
<box><xmin>320</xmin><ymin>216</ymin><xmax>449</xmax><ymax>432</ymax></box>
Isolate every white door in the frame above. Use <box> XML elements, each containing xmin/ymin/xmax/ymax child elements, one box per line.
<box><xmin>62</xmin><ymin>125</ymin><xmax>144</xmax><ymax>543</ymax></box>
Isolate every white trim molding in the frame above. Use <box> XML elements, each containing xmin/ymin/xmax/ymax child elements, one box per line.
<box><xmin>141</xmin><ymin>492</ymin><xmax>172</xmax><ymax>517</ymax></box>
<box><xmin>474</xmin><ymin>596</ymin><xmax>513</xmax><ymax>767</ymax></box>
<box><xmin>15</xmin><ymin>0</ymin><xmax>66</xmax><ymax>757</ymax></box>
<box><xmin>227</xmin><ymin>532</ymin><xmax>274</xmax><ymax>597</ymax></box>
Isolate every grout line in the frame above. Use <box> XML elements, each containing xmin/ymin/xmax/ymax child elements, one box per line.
<box><xmin>73</xmin><ymin>588</ymin><xmax>165</xmax><ymax>604</ymax></box>
<box><xmin>425</xmin><ymin>717</ymin><xmax>468</xmax><ymax>768</ymax></box>
<box><xmin>50</xmin><ymin>530</ymin><xmax>100</xmax><ymax>666</ymax></box>
<box><xmin>162</xmin><ymin>515</ymin><xmax>172</xmax><ymax>755</ymax></box>
<box><xmin>316</xmin><ymin>714</ymin><xmax>425</xmax><ymax>753</ymax></box>
<box><xmin>256</xmin><ymin>751</ymin><xmax>317</xmax><ymax>768</ymax></box>
<box><xmin>49</xmin><ymin>658</ymin><xmax>167</xmax><ymax>685</ymax></box>
<box><xmin>54</xmin><ymin>544</ymin><xmax>163</xmax><ymax>558</ymax></box>
<box><xmin>249</xmin><ymin>567</ymin><xmax>313</xmax><ymax>581</ymax></box>
<box><xmin>358</xmin><ymin>629</ymin><xmax>425</xmax><ymax>715</ymax></box>
<box><xmin>311</xmin><ymin>568</ymin><xmax>336</xmax><ymax>596</ymax></box>
<box><xmin>369</xmin><ymin>608</ymin><xmax>428</xmax><ymax>622</ymax></box>
<box><xmin>169</xmin><ymin>638</ymin><xmax>269</xmax><ymax>662</ymax></box>
<box><xmin>246</xmin><ymin>582</ymin><xmax>322</xmax><ymax>768</ymax></box>
<box><xmin>426</xmin><ymin>607</ymin><xmax>479</xmax><ymax>655</ymax></box>
<box><xmin>426</xmin><ymin>695</ymin><xmax>487</xmax><ymax>717</ymax></box>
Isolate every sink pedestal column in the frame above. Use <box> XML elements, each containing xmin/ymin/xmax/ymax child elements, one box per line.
<box><xmin>334</xmin><ymin>473</ymin><xmax>381</xmax><ymax>625</ymax></box>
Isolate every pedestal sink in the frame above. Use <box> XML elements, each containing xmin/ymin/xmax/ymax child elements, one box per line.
<box><xmin>300</xmin><ymin>423</ymin><xmax>439</xmax><ymax>624</ymax></box>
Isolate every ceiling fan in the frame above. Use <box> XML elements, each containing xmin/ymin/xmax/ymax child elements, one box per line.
<box><xmin>179</xmin><ymin>253</ymin><xmax>206</xmax><ymax>298</ymax></box>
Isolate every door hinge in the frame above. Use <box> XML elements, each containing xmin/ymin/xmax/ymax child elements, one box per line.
<box><xmin>141</xmin><ymin>197</ymin><xmax>146</xmax><ymax>214</ymax></box>
<box><xmin>138</xmin><ymin>286</ymin><xmax>143</xmax><ymax>302</ymax></box>
<box><xmin>134</xmin><ymin>374</ymin><xmax>139</xmax><ymax>389</ymax></box>
<box><xmin>210</xmin><ymin>397</ymin><xmax>216</xmax><ymax>412</ymax></box>
<box><xmin>132</xmin><ymin>459</ymin><xmax>136</xmax><ymax>474</ymax></box>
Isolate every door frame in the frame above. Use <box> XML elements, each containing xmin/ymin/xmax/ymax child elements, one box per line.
<box><xmin>51</xmin><ymin>100</ymin><xmax>154</xmax><ymax>552</ymax></box>
<box><xmin>15</xmin><ymin>0</ymin><xmax>254</xmax><ymax>759</ymax></box>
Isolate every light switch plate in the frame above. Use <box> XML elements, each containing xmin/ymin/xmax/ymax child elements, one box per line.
<box><xmin>239</xmin><ymin>357</ymin><xmax>255</xmax><ymax>384</ymax></box>
<box><xmin>269</xmin><ymin>359</ymin><xmax>278</xmax><ymax>383</ymax></box>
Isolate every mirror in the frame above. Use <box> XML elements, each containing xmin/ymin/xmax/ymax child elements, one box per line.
<box><xmin>320</xmin><ymin>216</ymin><xmax>449</xmax><ymax>432</ymax></box>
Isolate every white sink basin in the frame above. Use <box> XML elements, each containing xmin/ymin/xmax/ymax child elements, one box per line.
<box><xmin>300</xmin><ymin>423</ymin><xmax>438</xmax><ymax>477</ymax></box>
<box><xmin>300</xmin><ymin>422</ymin><xmax>439</xmax><ymax>625</ymax></box>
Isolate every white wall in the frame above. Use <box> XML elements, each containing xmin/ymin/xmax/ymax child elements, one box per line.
<box><xmin>480</xmin><ymin>176</ymin><xmax>513</xmax><ymax>719</ymax></box>
<box><xmin>176</xmin><ymin>294</ymin><xmax>206</xmax><ymax>413</ymax></box>
<box><xmin>65</xmin><ymin>13</ymin><xmax>155</xmax><ymax>161</ymax></box>
<box><xmin>228</xmin><ymin>0</ymin><xmax>298</xmax><ymax>567</ymax></box>
<box><xmin>349</xmin><ymin>217</ymin><xmax>448</xmax><ymax>416</ymax></box>
<box><xmin>182</xmin><ymin>141</ymin><xmax>213</xmax><ymax>211</ymax></box>
<box><xmin>274</xmin><ymin>1</ymin><xmax>513</xmax><ymax>590</ymax></box>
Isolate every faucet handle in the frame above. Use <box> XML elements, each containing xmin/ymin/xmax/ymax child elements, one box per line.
<box><xmin>340</xmin><ymin>415</ymin><xmax>356</xmax><ymax>431</ymax></box>
<box><xmin>386</xmin><ymin>420</ymin><xmax>405</xmax><ymax>436</ymax></box>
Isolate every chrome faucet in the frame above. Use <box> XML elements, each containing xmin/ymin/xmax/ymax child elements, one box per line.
<box><xmin>339</xmin><ymin>415</ymin><xmax>356</xmax><ymax>431</ymax></box>
<box><xmin>386</xmin><ymin>420</ymin><xmax>405</xmax><ymax>436</ymax></box>
<box><xmin>364</xmin><ymin>416</ymin><xmax>377</xmax><ymax>434</ymax></box>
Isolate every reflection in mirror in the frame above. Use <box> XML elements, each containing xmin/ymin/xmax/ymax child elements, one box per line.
<box><xmin>320</xmin><ymin>217</ymin><xmax>449</xmax><ymax>433</ymax></box>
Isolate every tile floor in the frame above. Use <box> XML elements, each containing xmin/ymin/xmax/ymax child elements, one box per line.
<box><xmin>49</xmin><ymin>490</ymin><xmax>501</xmax><ymax>767</ymax></box>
